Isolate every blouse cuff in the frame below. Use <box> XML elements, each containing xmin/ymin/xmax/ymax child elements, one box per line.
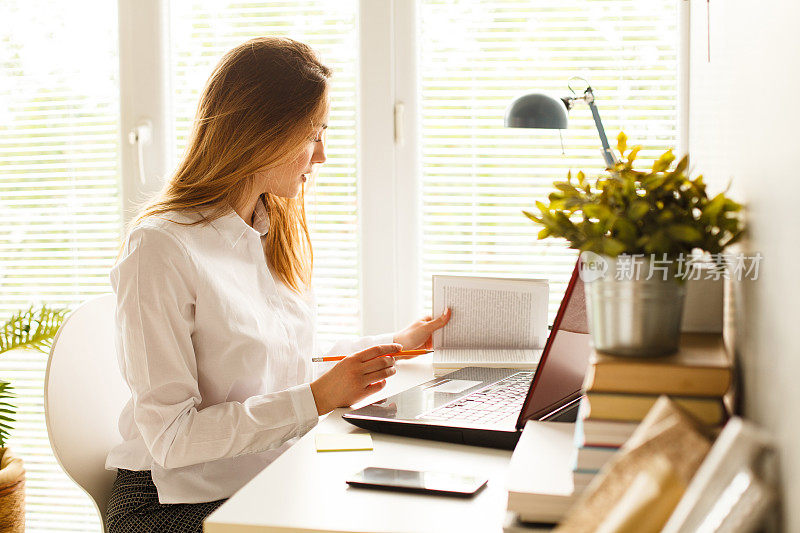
<box><xmin>288</xmin><ymin>383</ymin><xmax>320</xmax><ymax>429</ymax></box>
<box><xmin>374</xmin><ymin>332</ymin><xmax>396</xmax><ymax>346</ymax></box>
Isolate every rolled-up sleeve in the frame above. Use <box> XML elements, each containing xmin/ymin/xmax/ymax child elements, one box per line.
<box><xmin>322</xmin><ymin>333</ymin><xmax>397</xmax><ymax>358</ymax></box>
<box><xmin>112</xmin><ymin>225</ymin><xmax>319</xmax><ymax>470</ymax></box>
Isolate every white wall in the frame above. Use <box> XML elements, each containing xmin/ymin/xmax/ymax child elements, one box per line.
<box><xmin>688</xmin><ymin>0</ymin><xmax>800</xmax><ymax>527</ymax></box>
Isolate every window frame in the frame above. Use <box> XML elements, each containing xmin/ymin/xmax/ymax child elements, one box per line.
<box><xmin>356</xmin><ymin>0</ymin><xmax>422</xmax><ymax>334</ymax></box>
<box><xmin>118</xmin><ymin>0</ymin><xmax>689</xmax><ymax>336</ymax></box>
<box><xmin>118</xmin><ymin>0</ymin><xmax>172</xmax><ymax>227</ymax></box>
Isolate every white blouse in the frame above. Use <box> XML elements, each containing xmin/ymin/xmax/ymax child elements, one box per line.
<box><xmin>105</xmin><ymin>200</ymin><xmax>393</xmax><ymax>504</ymax></box>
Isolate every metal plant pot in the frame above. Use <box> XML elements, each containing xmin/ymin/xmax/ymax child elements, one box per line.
<box><xmin>581</xmin><ymin>253</ymin><xmax>685</xmax><ymax>357</ymax></box>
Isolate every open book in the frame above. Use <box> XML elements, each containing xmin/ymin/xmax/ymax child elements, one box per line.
<box><xmin>431</xmin><ymin>275</ymin><xmax>548</xmax><ymax>377</ymax></box>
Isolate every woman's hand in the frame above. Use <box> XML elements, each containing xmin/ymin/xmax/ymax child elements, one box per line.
<box><xmin>392</xmin><ymin>308</ymin><xmax>452</xmax><ymax>355</ymax></box>
<box><xmin>309</xmin><ymin>344</ymin><xmax>401</xmax><ymax>415</ymax></box>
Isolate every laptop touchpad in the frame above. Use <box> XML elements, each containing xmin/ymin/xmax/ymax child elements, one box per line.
<box><xmin>427</xmin><ymin>379</ymin><xmax>483</xmax><ymax>394</ymax></box>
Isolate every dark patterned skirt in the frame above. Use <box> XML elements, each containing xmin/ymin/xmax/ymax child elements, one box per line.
<box><xmin>106</xmin><ymin>469</ymin><xmax>227</xmax><ymax>533</ymax></box>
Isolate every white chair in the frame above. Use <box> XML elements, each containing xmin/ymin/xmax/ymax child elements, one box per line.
<box><xmin>44</xmin><ymin>294</ymin><xmax>129</xmax><ymax>532</ymax></box>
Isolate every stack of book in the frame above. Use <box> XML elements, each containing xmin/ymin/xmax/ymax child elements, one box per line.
<box><xmin>572</xmin><ymin>333</ymin><xmax>732</xmax><ymax>493</ymax></box>
<box><xmin>506</xmin><ymin>421</ymin><xmax>578</xmax><ymax>524</ymax></box>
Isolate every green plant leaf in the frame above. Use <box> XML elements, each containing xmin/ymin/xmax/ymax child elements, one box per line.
<box><xmin>522</xmin><ymin>133</ymin><xmax>746</xmax><ymax>258</ymax></box>
<box><xmin>582</xmin><ymin>203</ymin><xmax>610</xmax><ymax>220</ymax></box>
<box><xmin>704</xmin><ymin>193</ymin><xmax>726</xmax><ymax>224</ymax></box>
<box><xmin>554</xmin><ymin>211</ymin><xmax>577</xmax><ymax>229</ymax></box>
<box><xmin>723</xmin><ymin>198</ymin><xmax>743</xmax><ymax>212</ymax></box>
<box><xmin>652</xmin><ymin>149</ymin><xmax>676</xmax><ymax>172</ymax></box>
<box><xmin>613</xmin><ymin>217</ymin><xmax>638</xmax><ymax>242</ymax></box>
<box><xmin>554</xmin><ymin>181</ymin><xmax>580</xmax><ymax>196</ymax></box>
<box><xmin>627</xmin><ymin>200</ymin><xmax>649</xmax><ymax>221</ymax></box>
<box><xmin>666</xmin><ymin>224</ymin><xmax>703</xmax><ymax>243</ymax></box>
<box><xmin>671</xmin><ymin>155</ymin><xmax>689</xmax><ymax>176</ymax></box>
<box><xmin>657</xmin><ymin>210</ymin><xmax>675</xmax><ymax>224</ymax></box>
<box><xmin>602</xmin><ymin>238</ymin><xmax>627</xmax><ymax>257</ymax></box>
<box><xmin>626</xmin><ymin>146</ymin><xmax>642</xmax><ymax>163</ymax></box>
<box><xmin>642</xmin><ymin>172</ymin><xmax>666</xmax><ymax>191</ymax></box>
<box><xmin>693</xmin><ymin>175</ymin><xmax>707</xmax><ymax>194</ymax></box>
<box><xmin>617</xmin><ymin>131</ymin><xmax>627</xmax><ymax>155</ymax></box>
<box><xmin>0</xmin><ymin>305</ymin><xmax>67</xmax><ymax>447</ymax></box>
<box><xmin>1</xmin><ymin>305</ymin><xmax>68</xmax><ymax>355</ymax></box>
<box><xmin>522</xmin><ymin>210</ymin><xmax>542</xmax><ymax>225</ymax></box>
<box><xmin>0</xmin><ymin>382</ymin><xmax>15</xmax><ymax>449</ymax></box>
<box><xmin>535</xmin><ymin>200</ymin><xmax>549</xmax><ymax>214</ymax></box>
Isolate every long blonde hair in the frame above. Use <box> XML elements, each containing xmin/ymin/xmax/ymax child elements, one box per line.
<box><xmin>132</xmin><ymin>37</ymin><xmax>331</xmax><ymax>293</ymax></box>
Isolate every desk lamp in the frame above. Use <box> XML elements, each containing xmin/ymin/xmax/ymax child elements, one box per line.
<box><xmin>504</xmin><ymin>77</ymin><xmax>618</xmax><ymax>168</ymax></box>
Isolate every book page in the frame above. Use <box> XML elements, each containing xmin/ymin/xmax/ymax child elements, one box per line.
<box><xmin>435</xmin><ymin>348</ymin><xmax>541</xmax><ymax>365</ymax></box>
<box><xmin>432</xmin><ymin>275</ymin><xmax>548</xmax><ymax>350</ymax></box>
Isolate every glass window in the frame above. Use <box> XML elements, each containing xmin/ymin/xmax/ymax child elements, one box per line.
<box><xmin>418</xmin><ymin>0</ymin><xmax>679</xmax><ymax>320</ymax></box>
<box><xmin>169</xmin><ymin>0</ymin><xmax>360</xmax><ymax>347</ymax></box>
<box><xmin>0</xmin><ymin>1</ymin><xmax>120</xmax><ymax>530</ymax></box>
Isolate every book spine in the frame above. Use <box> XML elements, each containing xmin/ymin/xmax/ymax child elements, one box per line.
<box><xmin>574</xmin><ymin>446</ymin><xmax>618</xmax><ymax>471</ymax></box>
<box><xmin>579</xmin><ymin>421</ymin><xmax>638</xmax><ymax>448</ymax></box>
<box><xmin>584</xmin><ymin>364</ymin><xmax>731</xmax><ymax>397</ymax></box>
<box><xmin>583</xmin><ymin>392</ymin><xmax>726</xmax><ymax>425</ymax></box>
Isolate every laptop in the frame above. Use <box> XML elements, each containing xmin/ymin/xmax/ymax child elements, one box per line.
<box><xmin>343</xmin><ymin>260</ymin><xmax>591</xmax><ymax>450</ymax></box>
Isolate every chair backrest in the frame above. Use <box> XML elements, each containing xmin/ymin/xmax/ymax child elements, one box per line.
<box><xmin>44</xmin><ymin>294</ymin><xmax>129</xmax><ymax>531</ymax></box>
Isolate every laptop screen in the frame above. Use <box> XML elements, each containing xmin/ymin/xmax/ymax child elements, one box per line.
<box><xmin>515</xmin><ymin>259</ymin><xmax>591</xmax><ymax>426</ymax></box>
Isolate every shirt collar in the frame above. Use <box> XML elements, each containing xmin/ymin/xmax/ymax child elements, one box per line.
<box><xmin>207</xmin><ymin>198</ymin><xmax>270</xmax><ymax>248</ymax></box>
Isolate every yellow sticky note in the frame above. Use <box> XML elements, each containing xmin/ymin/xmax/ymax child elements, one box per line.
<box><xmin>315</xmin><ymin>433</ymin><xmax>373</xmax><ymax>452</ymax></box>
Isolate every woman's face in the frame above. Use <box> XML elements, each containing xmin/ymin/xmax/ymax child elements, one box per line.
<box><xmin>253</xmin><ymin>125</ymin><xmax>327</xmax><ymax>199</ymax></box>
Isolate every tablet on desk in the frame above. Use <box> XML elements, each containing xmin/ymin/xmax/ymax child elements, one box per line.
<box><xmin>346</xmin><ymin>467</ymin><xmax>487</xmax><ymax>497</ymax></box>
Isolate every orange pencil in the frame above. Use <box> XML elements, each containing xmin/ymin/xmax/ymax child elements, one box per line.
<box><xmin>311</xmin><ymin>349</ymin><xmax>433</xmax><ymax>363</ymax></box>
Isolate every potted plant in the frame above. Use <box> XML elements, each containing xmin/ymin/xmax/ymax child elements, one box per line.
<box><xmin>0</xmin><ymin>305</ymin><xmax>67</xmax><ymax>532</ymax></box>
<box><xmin>525</xmin><ymin>132</ymin><xmax>744</xmax><ymax>356</ymax></box>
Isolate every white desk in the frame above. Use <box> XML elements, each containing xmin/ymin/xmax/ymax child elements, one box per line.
<box><xmin>204</xmin><ymin>356</ymin><xmax>521</xmax><ymax>533</ymax></box>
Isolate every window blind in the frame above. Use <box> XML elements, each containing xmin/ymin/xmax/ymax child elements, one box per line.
<box><xmin>418</xmin><ymin>0</ymin><xmax>679</xmax><ymax>322</ymax></box>
<box><xmin>0</xmin><ymin>1</ymin><xmax>119</xmax><ymax>530</ymax></box>
<box><xmin>0</xmin><ymin>2</ymin><xmax>680</xmax><ymax>529</ymax></box>
<box><xmin>168</xmin><ymin>0</ymin><xmax>360</xmax><ymax>348</ymax></box>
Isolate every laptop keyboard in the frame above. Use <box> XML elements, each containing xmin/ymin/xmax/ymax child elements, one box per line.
<box><xmin>418</xmin><ymin>371</ymin><xmax>534</xmax><ymax>425</ymax></box>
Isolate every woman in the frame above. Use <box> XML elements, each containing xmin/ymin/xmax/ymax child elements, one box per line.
<box><xmin>105</xmin><ymin>37</ymin><xmax>450</xmax><ymax>532</ymax></box>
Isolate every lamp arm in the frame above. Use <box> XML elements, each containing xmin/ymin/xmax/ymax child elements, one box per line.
<box><xmin>566</xmin><ymin>85</ymin><xmax>619</xmax><ymax>169</ymax></box>
<box><xmin>587</xmin><ymin>99</ymin><xmax>618</xmax><ymax>169</ymax></box>
<box><xmin>584</xmin><ymin>87</ymin><xmax>618</xmax><ymax>168</ymax></box>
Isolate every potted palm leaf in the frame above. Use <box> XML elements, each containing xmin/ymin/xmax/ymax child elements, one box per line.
<box><xmin>0</xmin><ymin>306</ymin><xmax>67</xmax><ymax>532</ymax></box>
<box><xmin>525</xmin><ymin>132</ymin><xmax>744</xmax><ymax>356</ymax></box>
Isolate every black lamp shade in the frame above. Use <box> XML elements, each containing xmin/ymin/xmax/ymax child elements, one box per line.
<box><xmin>504</xmin><ymin>93</ymin><xmax>568</xmax><ymax>129</ymax></box>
